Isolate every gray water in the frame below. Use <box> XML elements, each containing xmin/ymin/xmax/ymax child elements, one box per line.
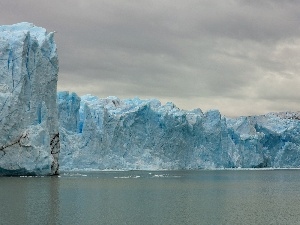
<box><xmin>1</xmin><ymin>170</ymin><xmax>300</xmax><ymax>225</ymax></box>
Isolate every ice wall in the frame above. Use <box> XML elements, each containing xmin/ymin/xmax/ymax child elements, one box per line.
<box><xmin>58</xmin><ymin>93</ymin><xmax>300</xmax><ymax>170</ymax></box>
<box><xmin>58</xmin><ymin>93</ymin><xmax>235</xmax><ymax>170</ymax></box>
<box><xmin>0</xmin><ymin>23</ymin><xmax>59</xmax><ymax>175</ymax></box>
<box><xmin>227</xmin><ymin>112</ymin><xmax>300</xmax><ymax>168</ymax></box>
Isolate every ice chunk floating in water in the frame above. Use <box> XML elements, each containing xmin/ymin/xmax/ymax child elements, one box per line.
<box><xmin>0</xmin><ymin>23</ymin><xmax>59</xmax><ymax>176</ymax></box>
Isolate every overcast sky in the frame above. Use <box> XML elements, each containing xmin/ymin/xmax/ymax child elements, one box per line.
<box><xmin>1</xmin><ymin>0</ymin><xmax>300</xmax><ymax>117</ymax></box>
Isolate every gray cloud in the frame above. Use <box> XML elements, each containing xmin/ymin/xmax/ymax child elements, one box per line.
<box><xmin>1</xmin><ymin>0</ymin><xmax>300</xmax><ymax>117</ymax></box>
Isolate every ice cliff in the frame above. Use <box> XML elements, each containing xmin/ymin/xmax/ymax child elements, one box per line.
<box><xmin>3</xmin><ymin>23</ymin><xmax>298</xmax><ymax>173</ymax></box>
<box><xmin>58</xmin><ymin>93</ymin><xmax>300</xmax><ymax>170</ymax></box>
<box><xmin>0</xmin><ymin>23</ymin><xmax>59</xmax><ymax>175</ymax></box>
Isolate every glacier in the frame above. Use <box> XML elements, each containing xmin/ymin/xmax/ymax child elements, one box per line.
<box><xmin>0</xmin><ymin>23</ymin><xmax>59</xmax><ymax>175</ymax></box>
<box><xmin>58</xmin><ymin>92</ymin><xmax>300</xmax><ymax>171</ymax></box>
<box><xmin>2</xmin><ymin>22</ymin><xmax>300</xmax><ymax>174</ymax></box>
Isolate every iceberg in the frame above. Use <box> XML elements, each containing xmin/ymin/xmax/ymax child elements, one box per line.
<box><xmin>57</xmin><ymin>92</ymin><xmax>300</xmax><ymax>170</ymax></box>
<box><xmin>0</xmin><ymin>23</ymin><xmax>59</xmax><ymax>175</ymax></box>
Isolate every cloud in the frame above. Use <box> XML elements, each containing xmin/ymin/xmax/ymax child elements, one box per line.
<box><xmin>1</xmin><ymin>0</ymin><xmax>300</xmax><ymax>116</ymax></box>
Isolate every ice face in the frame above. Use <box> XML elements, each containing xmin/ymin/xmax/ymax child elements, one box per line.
<box><xmin>4</xmin><ymin>23</ymin><xmax>299</xmax><ymax>174</ymax></box>
<box><xmin>57</xmin><ymin>94</ymin><xmax>300</xmax><ymax>171</ymax></box>
<box><xmin>0</xmin><ymin>23</ymin><xmax>59</xmax><ymax>175</ymax></box>
<box><xmin>58</xmin><ymin>93</ymin><xmax>300</xmax><ymax>171</ymax></box>
<box><xmin>227</xmin><ymin>113</ymin><xmax>300</xmax><ymax>168</ymax></box>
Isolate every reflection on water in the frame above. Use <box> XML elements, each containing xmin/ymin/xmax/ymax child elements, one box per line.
<box><xmin>1</xmin><ymin>170</ymin><xmax>300</xmax><ymax>225</ymax></box>
<box><xmin>0</xmin><ymin>176</ymin><xmax>60</xmax><ymax>225</ymax></box>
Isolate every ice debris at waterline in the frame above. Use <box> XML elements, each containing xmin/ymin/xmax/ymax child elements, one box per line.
<box><xmin>0</xmin><ymin>23</ymin><xmax>59</xmax><ymax>176</ymax></box>
<box><xmin>58</xmin><ymin>92</ymin><xmax>300</xmax><ymax>171</ymax></box>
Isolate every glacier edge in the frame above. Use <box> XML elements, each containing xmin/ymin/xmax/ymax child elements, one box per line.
<box><xmin>58</xmin><ymin>92</ymin><xmax>300</xmax><ymax>171</ymax></box>
<box><xmin>0</xmin><ymin>22</ymin><xmax>60</xmax><ymax>175</ymax></box>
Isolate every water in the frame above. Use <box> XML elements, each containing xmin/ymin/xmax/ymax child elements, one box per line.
<box><xmin>1</xmin><ymin>170</ymin><xmax>300</xmax><ymax>225</ymax></box>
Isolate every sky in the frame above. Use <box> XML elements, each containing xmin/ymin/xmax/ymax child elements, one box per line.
<box><xmin>1</xmin><ymin>0</ymin><xmax>300</xmax><ymax>117</ymax></box>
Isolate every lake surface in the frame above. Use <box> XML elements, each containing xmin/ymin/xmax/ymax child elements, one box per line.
<box><xmin>1</xmin><ymin>170</ymin><xmax>300</xmax><ymax>225</ymax></box>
